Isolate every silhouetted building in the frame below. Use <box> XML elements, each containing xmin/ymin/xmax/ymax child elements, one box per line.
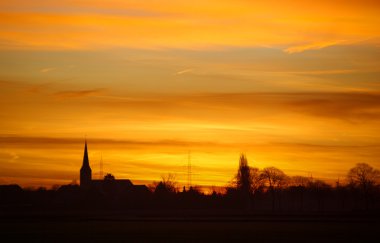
<box><xmin>79</xmin><ymin>140</ymin><xmax>149</xmax><ymax>194</ymax></box>
<box><xmin>80</xmin><ymin>140</ymin><xmax>92</xmax><ymax>188</ymax></box>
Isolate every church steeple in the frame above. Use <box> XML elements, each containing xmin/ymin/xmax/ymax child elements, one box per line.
<box><xmin>80</xmin><ymin>139</ymin><xmax>92</xmax><ymax>188</ymax></box>
<box><xmin>82</xmin><ymin>140</ymin><xmax>90</xmax><ymax>168</ymax></box>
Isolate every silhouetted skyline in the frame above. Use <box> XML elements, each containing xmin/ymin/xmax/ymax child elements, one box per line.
<box><xmin>1</xmin><ymin>134</ymin><xmax>379</xmax><ymax>243</ymax></box>
<box><xmin>1</xmin><ymin>146</ymin><xmax>379</xmax><ymax>213</ymax></box>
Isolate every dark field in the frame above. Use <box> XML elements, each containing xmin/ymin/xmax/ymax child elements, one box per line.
<box><xmin>1</xmin><ymin>211</ymin><xmax>379</xmax><ymax>242</ymax></box>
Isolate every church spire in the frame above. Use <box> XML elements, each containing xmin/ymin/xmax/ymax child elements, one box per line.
<box><xmin>80</xmin><ymin>139</ymin><xmax>92</xmax><ymax>188</ymax></box>
<box><xmin>82</xmin><ymin>139</ymin><xmax>90</xmax><ymax>168</ymax></box>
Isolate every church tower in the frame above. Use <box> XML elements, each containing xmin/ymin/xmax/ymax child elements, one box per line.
<box><xmin>80</xmin><ymin>140</ymin><xmax>92</xmax><ymax>188</ymax></box>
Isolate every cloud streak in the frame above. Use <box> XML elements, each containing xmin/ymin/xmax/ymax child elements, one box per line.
<box><xmin>40</xmin><ymin>67</ymin><xmax>56</xmax><ymax>73</ymax></box>
<box><xmin>0</xmin><ymin>136</ymin><xmax>224</xmax><ymax>149</ymax></box>
<box><xmin>54</xmin><ymin>88</ymin><xmax>105</xmax><ymax>99</ymax></box>
<box><xmin>175</xmin><ymin>68</ymin><xmax>193</xmax><ymax>75</ymax></box>
<box><xmin>0</xmin><ymin>1</ymin><xmax>379</xmax><ymax>51</ymax></box>
<box><xmin>96</xmin><ymin>92</ymin><xmax>380</xmax><ymax>122</ymax></box>
<box><xmin>284</xmin><ymin>40</ymin><xmax>347</xmax><ymax>54</ymax></box>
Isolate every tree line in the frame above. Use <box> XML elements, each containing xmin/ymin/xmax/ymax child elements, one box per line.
<box><xmin>228</xmin><ymin>154</ymin><xmax>380</xmax><ymax>211</ymax></box>
<box><xmin>1</xmin><ymin>154</ymin><xmax>380</xmax><ymax>213</ymax></box>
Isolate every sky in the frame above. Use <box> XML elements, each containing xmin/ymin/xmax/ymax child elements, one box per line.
<box><xmin>0</xmin><ymin>0</ymin><xmax>380</xmax><ymax>190</ymax></box>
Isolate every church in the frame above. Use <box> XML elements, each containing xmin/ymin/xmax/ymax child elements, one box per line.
<box><xmin>80</xmin><ymin>140</ymin><xmax>149</xmax><ymax>193</ymax></box>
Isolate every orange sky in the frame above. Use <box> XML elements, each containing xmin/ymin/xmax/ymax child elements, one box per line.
<box><xmin>0</xmin><ymin>0</ymin><xmax>380</xmax><ymax>189</ymax></box>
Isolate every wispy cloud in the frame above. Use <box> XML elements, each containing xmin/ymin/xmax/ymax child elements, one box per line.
<box><xmin>40</xmin><ymin>67</ymin><xmax>56</xmax><ymax>73</ymax></box>
<box><xmin>1</xmin><ymin>1</ymin><xmax>379</xmax><ymax>51</ymax></box>
<box><xmin>0</xmin><ymin>136</ymin><xmax>225</xmax><ymax>149</ymax></box>
<box><xmin>4</xmin><ymin>151</ymin><xmax>19</xmax><ymax>163</ymax></box>
<box><xmin>175</xmin><ymin>68</ymin><xmax>193</xmax><ymax>75</ymax></box>
<box><xmin>255</xmin><ymin>92</ymin><xmax>376</xmax><ymax>121</ymax></box>
<box><xmin>116</xmin><ymin>92</ymin><xmax>380</xmax><ymax>122</ymax></box>
<box><xmin>284</xmin><ymin>40</ymin><xmax>346</xmax><ymax>54</ymax></box>
<box><xmin>286</xmin><ymin>69</ymin><xmax>358</xmax><ymax>75</ymax></box>
<box><xmin>54</xmin><ymin>88</ymin><xmax>105</xmax><ymax>99</ymax></box>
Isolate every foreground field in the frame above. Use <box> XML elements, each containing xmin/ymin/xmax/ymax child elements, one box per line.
<box><xmin>1</xmin><ymin>211</ymin><xmax>379</xmax><ymax>242</ymax></box>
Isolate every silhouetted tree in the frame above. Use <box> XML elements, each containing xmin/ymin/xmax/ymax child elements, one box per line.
<box><xmin>250</xmin><ymin>167</ymin><xmax>265</xmax><ymax>194</ymax></box>
<box><xmin>154</xmin><ymin>174</ymin><xmax>178</xmax><ymax>194</ymax></box>
<box><xmin>104</xmin><ymin>173</ymin><xmax>115</xmax><ymax>181</ymax></box>
<box><xmin>290</xmin><ymin>176</ymin><xmax>311</xmax><ymax>187</ymax></box>
<box><xmin>153</xmin><ymin>174</ymin><xmax>178</xmax><ymax>209</ymax></box>
<box><xmin>230</xmin><ymin>154</ymin><xmax>258</xmax><ymax>210</ymax></box>
<box><xmin>235</xmin><ymin>154</ymin><xmax>253</xmax><ymax>194</ymax></box>
<box><xmin>250</xmin><ymin>167</ymin><xmax>264</xmax><ymax>210</ymax></box>
<box><xmin>261</xmin><ymin>167</ymin><xmax>288</xmax><ymax>211</ymax></box>
<box><xmin>347</xmin><ymin>163</ymin><xmax>380</xmax><ymax>210</ymax></box>
<box><xmin>347</xmin><ymin>163</ymin><xmax>380</xmax><ymax>189</ymax></box>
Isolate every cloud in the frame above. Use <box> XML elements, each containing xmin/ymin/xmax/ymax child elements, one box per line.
<box><xmin>114</xmin><ymin>92</ymin><xmax>379</xmax><ymax>122</ymax></box>
<box><xmin>1</xmin><ymin>1</ymin><xmax>379</xmax><ymax>51</ymax></box>
<box><xmin>0</xmin><ymin>136</ymin><xmax>225</xmax><ymax>149</ymax></box>
<box><xmin>40</xmin><ymin>67</ymin><xmax>56</xmax><ymax>73</ymax></box>
<box><xmin>2</xmin><ymin>151</ymin><xmax>20</xmax><ymax>163</ymax></box>
<box><xmin>61</xmin><ymin>91</ymin><xmax>380</xmax><ymax>132</ymax></box>
<box><xmin>188</xmin><ymin>92</ymin><xmax>380</xmax><ymax>121</ymax></box>
<box><xmin>284</xmin><ymin>40</ymin><xmax>347</xmax><ymax>54</ymax></box>
<box><xmin>284</xmin><ymin>92</ymin><xmax>380</xmax><ymax>121</ymax></box>
<box><xmin>175</xmin><ymin>68</ymin><xmax>193</xmax><ymax>75</ymax></box>
<box><xmin>287</xmin><ymin>70</ymin><xmax>357</xmax><ymax>75</ymax></box>
<box><xmin>53</xmin><ymin>88</ymin><xmax>105</xmax><ymax>99</ymax></box>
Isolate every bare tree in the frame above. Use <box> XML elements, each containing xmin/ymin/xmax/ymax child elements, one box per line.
<box><xmin>347</xmin><ymin>163</ymin><xmax>380</xmax><ymax>189</ymax></box>
<box><xmin>154</xmin><ymin>174</ymin><xmax>178</xmax><ymax>194</ymax></box>
<box><xmin>261</xmin><ymin>167</ymin><xmax>288</xmax><ymax>190</ymax></box>
<box><xmin>290</xmin><ymin>176</ymin><xmax>311</xmax><ymax>187</ymax></box>
<box><xmin>250</xmin><ymin>167</ymin><xmax>265</xmax><ymax>194</ymax></box>
<box><xmin>261</xmin><ymin>167</ymin><xmax>288</xmax><ymax>211</ymax></box>
<box><xmin>250</xmin><ymin>167</ymin><xmax>264</xmax><ymax>210</ymax></box>
<box><xmin>347</xmin><ymin>163</ymin><xmax>380</xmax><ymax>210</ymax></box>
